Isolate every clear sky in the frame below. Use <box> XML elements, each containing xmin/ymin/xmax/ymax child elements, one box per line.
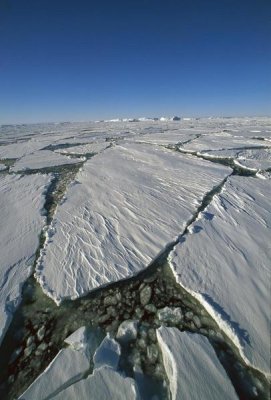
<box><xmin>0</xmin><ymin>0</ymin><xmax>270</xmax><ymax>123</ymax></box>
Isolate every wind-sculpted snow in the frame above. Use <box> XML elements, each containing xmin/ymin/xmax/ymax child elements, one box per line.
<box><xmin>0</xmin><ymin>174</ymin><xmax>51</xmax><ymax>344</ymax></box>
<box><xmin>170</xmin><ymin>176</ymin><xmax>271</xmax><ymax>374</ymax></box>
<box><xmin>11</xmin><ymin>150</ymin><xmax>83</xmax><ymax>172</ymax></box>
<box><xmin>157</xmin><ymin>327</ymin><xmax>238</xmax><ymax>400</ymax></box>
<box><xmin>36</xmin><ymin>143</ymin><xmax>231</xmax><ymax>304</ymax></box>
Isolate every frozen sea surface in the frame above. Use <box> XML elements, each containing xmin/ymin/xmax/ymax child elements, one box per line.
<box><xmin>36</xmin><ymin>142</ymin><xmax>230</xmax><ymax>304</ymax></box>
<box><xmin>170</xmin><ymin>176</ymin><xmax>271</xmax><ymax>374</ymax></box>
<box><xmin>54</xmin><ymin>141</ymin><xmax>110</xmax><ymax>156</ymax></box>
<box><xmin>0</xmin><ymin>117</ymin><xmax>270</xmax><ymax>399</ymax></box>
<box><xmin>11</xmin><ymin>150</ymin><xmax>82</xmax><ymax>172</ymax></box>
<box><xmin>199</xmin><ymin>147</ymin><xmax>271</xmax><ymax>172</ymax></box>
<box><xmin>0</xmin><ymin>174</ymin><xmax>51</xmax><ymax>344</ymax></box>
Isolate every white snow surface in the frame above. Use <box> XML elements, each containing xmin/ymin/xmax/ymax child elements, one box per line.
<box><xmin>55</xmin><ymin>142</ymin><xmax>110</xmax><ymax>155</ymax></box>
<box><xmin>0</xmin><ymin>174</ymin><xmax>51</xmax><ymax>345</ymax></box>
<box><xmin>181</xmin><ymin>134</ymin><xmax>271</xmax><ymax>153</ymax></box>
<box><xmin>52</xmin><ymin>333</ymin><xmax>140</xmax><ymax>400</ymax></box>
<box><xmin>52</xmin><ymin>366</ymin><xmax>140</xmax><ymax>400</ymax></box>
<box><xmin>36</xmin><ymin>143</ymin><xmax>231</xmax><ymax>303</ymax></box>
<box><xmin>157</xmin><ymin>327</ymin><xmax>238</xmax><ymax>400</ymax></box>
<box><xmin>127</xmin><ymin>131</ymin><xmax>198</xmax><ymax>145</ymax></box>
<box><xmin>169</xmin><ymin>176</ymin><xmax>271</xmax><ymax>374</ymax></box>
<box><xmin>11</xmin><ymin>150</ymin><xmax>82</xmax><ymax>172</ymax></box>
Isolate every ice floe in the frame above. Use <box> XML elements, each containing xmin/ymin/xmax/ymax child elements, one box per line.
<box><xmin>157</xmin><ymin>327</ymin><xmax>238</xmax><ymax>399</ymax></box>
<box><xmin>181</xmin><ymin>134</ymin><xmax>270</xmax><ymax>153</ymax></box>
<box><xmin>25</xmin><ymin>328</ymin><xmax>140</xmax><ymax>400</ymax></box>
<box><xmin>54</xmin><ymin>142</ymin><xmax>110</xmax><ymax>156</ymax></box>
<box><xmin>52</xmin><ymin>366</ymin><xmax>140</xmax><ymax>400</ymax></box>
<box><xmin>170</xmin><ymin>176</ymin><xmax>271</xmax><ymax>374</ymax></box>
<box><xmin>93</xmin><ymin>334</ymin><xmax>121</xmax><ymax>369</ymax></box>
<box><xmin>18</xmin><ymin>327</ymin><xmax>100</xmax><ymax>399</ymax></box>
<box><xmin>11</xmin><ymin>150</ymin><xmax>82</xmax><ymax>172</ymax></box>
<box><xmin>0</xmin><ymin>174</ymin><xmax>51</xmax><ymax>345</ymax></box>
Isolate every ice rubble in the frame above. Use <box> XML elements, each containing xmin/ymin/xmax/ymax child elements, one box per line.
<box><xmin>20</xmin><ymin>327</ymin><xmax>140</xmax><ymax>400</ymax></box>
<box><xmin>157</xmin><ymin>327</ymin><xmax>238</xmax><ymax>400</ymax></box>
<box><xmin>0</xmin><ymin>174</ymin><xmax>51</xmax><ymax>345</ymax></box>
<box><xmin>36</xmin><ymin>142</ymin><xmax>231</xmax><ymax>303</ymax></box>
<box><xmin>169</xmin><ymin>176</ymin><xmax>271</xmax><ymax>374</ymax></box>
<box><xmin>11</xmin><ymin>150</ymin><xmax>82</xmax><ymax>172</ymax></box>
<box><xmin>93</xmin><ymin>335</ymin><xmax>121</xmax><ymax>369</ymax></box>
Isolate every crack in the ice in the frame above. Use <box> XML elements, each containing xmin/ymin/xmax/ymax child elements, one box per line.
<box><xmin>1</xmin><ymin>139</ymin><xmax>270</xmax><ymax>399</ymax></box>
<box><xmin>175</xmin><ymin>147</ymin><xmax>261</xmax><ymax>176</ymax></box>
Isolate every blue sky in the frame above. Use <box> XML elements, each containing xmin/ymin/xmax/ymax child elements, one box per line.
<box><xmin>0</xmin><ymin>0</ymin><xmax>270</xmax><ymax>123</ymax></box>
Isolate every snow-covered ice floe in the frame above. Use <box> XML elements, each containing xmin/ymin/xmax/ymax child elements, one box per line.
<box><xmin>52</xmin><ymin>332</ymin><xmax>140</xmax><ymax>400</ymax></box>
<box><xmin>54</xmin><ymin>142</ymin><xmax>110</xmax><ymax>156</ymax></box>
<box><xmin>157</xmin><ymin>327</ymin><xmax>238</xmax><ymax>400</ymax></box>
<box><xmin>36</xmin><ymin>142</ymin><xmax>231</xmax><ymax>303</ymax></box>
<box><xmin>181</xmin><ymin>134</ymin><xmax>271</xmax><ymax>153</ymax></box>
<box><xmin>169</xmin><ymin>176</ymin><xmax>271</xmax><ymax>375</ymax></box>
<box><xmin>200</xmin><ymin>148</ymin><xmax>271</xmax><ymax>172</ymax></box>
<box><xmin>126</xmin><ymin>131</ymin><xmax>199</xmax><ymax>146</ymax></box>
<box><xmin>11</xmin><ymin>150</ymin><xmax>82</xmax><ymax>172</ymax></box>
<box><xmin>18</xmin><ymin>327</ymin><xmax>94</xmax><ymax>400</ymax></box>
<box><xmin>0</xmin><ymin>136</ymin><xmax>60</xmax><ymax>159</ymax></box>
<box><xmin>52</xmin><ymin>366</ymin><xmax>140</xmax><ymax>400</ymax></box>
<box><xmin>19</xmin><ymin>326</ymin><xmax>140</xmax><ymax>400</ymax></box>
<box><xmin>0</xmin><ymin>174</ymin><xmax>51</xmax><ymax>345</ymax></box>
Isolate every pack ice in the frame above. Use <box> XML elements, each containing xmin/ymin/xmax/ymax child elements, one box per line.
<box><xmin>11</xmin><ymin>150</ymin><xmax>82</xmax><ymax>172</ymax></box>
<box><xmin>36</xmin><ymin>143</ymin><xmax>231</xmax><ymax>303</ymax></box>
<box><xmin>170</xmin><ymin>176</ymin><xmax>271</xmax><ymax>374</ymax></box>
<box><xmin>0</xmin><ymin>174</ymin><xmax>51</xmax><ymax>344</ymax></box>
